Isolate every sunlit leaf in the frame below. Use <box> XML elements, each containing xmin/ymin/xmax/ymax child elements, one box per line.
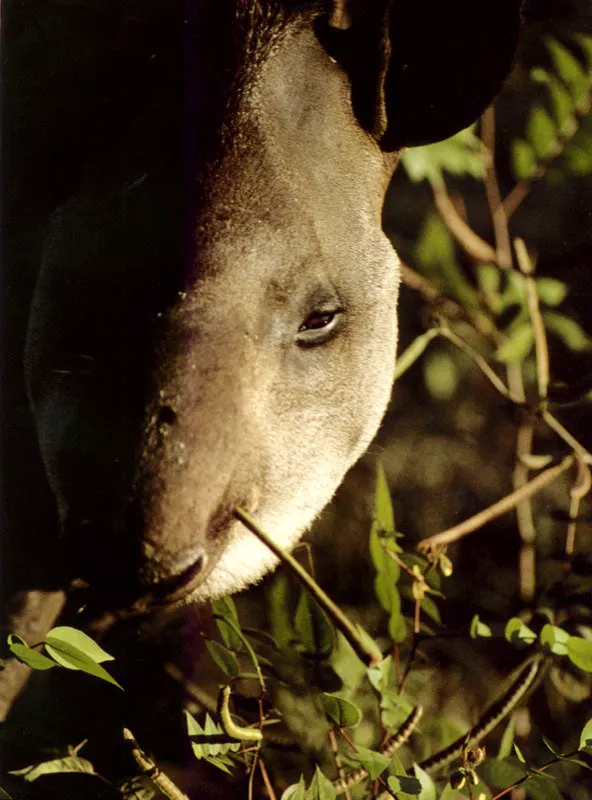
<box><xmin>547</xmin><ymin>83</ymin><xmax>574</xmax><ymax>127</ymax></box>
<box><xmin>9</xmin><ymin>644</ymin><xmax>57</xmax><ymax>671</ymax></box>
<box><xmin>512</xmin><ymin>139</ymin><xmax>536</xmax><ymax>180</ymax></box>
<box><xmin>413</xmin><ymin>763</ymin><xmax>437</xmax><ymax>800</ymax></box>
<box><xmin>9</xmin><ymin>757</ymin><xmax>95</xmax><ymax>782</ymax></box>
<box><xmin>44</xmin><ymin>637</ymin><xmax>122</xmax><ymax>689</ymax></box>
<box><xmin>401</xmin><ymin>126</ymin><xmax>485</xmax><ymax>186</ymax></box>
<box><xmin>470</xmin><ymin>615</ymin><xmax>493</xmax><ymax>639</ymax></box>
<box><xmin>546</xmin><ymin>38</ymin><xmax>589</xmax><ymax>98</ymax></box>
<box><xmin>543</xmin><ymin>312</ymin><xmax>592</xmax><ymax>352</ymax></box>
<box><xmin>535</xmin><ymin>278</ymin><xmax>568</xmax><ymax>307</ymax></box>
<box><xmin>579</xmin><ymin>718</ymin><xmax>592</xmax><ymax>750</ymax></box>
<box><xmin>526</xmin><ymin>107</ymin><xmax>556</xmax><ymax>158</ymax></box>
<box><xmin>306</xmin><ymin>766</ymin><xmax>336</xmax><ymax>800</ymax></box>
<box><xmin>321</xmin><ymin>693</ymin><xmax>362</xmax><ymax>728</ymax></box>
<box><xmin>540</xmin><ymin>624</ymin><xmax>569</xmax><ymax>656</ymax></box>
<box><xmin>566</xmin><ymin>636</ymin><xmax>592</xmax><ymax>672</ymax></box>
<box><xmin>505</xmin><ymin>618</ymin><xmax>536</xmax><ymax>647</ymax></box>
<box><xmin>281</xmin><ymin>776</ymin><xmax>307</xmax><ymax>800</ymax></box>
<box><xmin>342</xmin><ymin>745</ymin><xmax>390</xmax><ymax>779</ymax></box>
<box><xmin>45</xmin><ymin>627</ymin><xmax>114</xmax><ymax>663</ymax></box>
<box><xmin>498</xmin><ymin>714</ymin><xmax>517</xmax><ymax>759</ymax></box>
<box><xmin>495</xmin><ymin>325</ymin><xmax>534</xmax><ymax>363</ymax></box>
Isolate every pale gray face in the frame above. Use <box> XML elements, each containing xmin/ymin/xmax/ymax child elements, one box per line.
<box><xmin>23</xmin><ymin>1</ymin><xmax>521</xmax><ymax>610</ymax></box>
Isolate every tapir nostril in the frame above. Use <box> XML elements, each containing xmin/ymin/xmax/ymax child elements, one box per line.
<box><xmin>157</xmin><ymin>405</ymin><xmax>178</xmax><ymax>426</ymax></box>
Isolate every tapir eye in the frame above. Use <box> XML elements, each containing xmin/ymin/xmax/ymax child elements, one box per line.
<box><xmin>296</xmin><ymin>308</ymin><xmax>343</xmax><ymax>347</ymax></box>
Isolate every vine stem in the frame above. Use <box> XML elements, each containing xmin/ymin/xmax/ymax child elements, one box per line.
<box><xmin>418</xmin><ymin>456</ymin><xmax>574</xmax><ymax>554</ymax></box>
<box><xmin>234</xmin><ymin>508</ymin><xmax>383</xmax><ymax>666</ymax></box>
<box><xmin>123</xmin><ymin>729</ymin><xmax>189</xmax><ymax>800</ymax></box>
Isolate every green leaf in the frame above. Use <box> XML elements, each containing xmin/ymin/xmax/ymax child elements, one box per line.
<box><xmin>546</xmin><ymin>38</ymin><xmax>589</xmax><ymax>98</ymax></box>
<box><xmin>564</xmin><ymin>141</ymin><xmax>592</xmax><ymax>175</ymax></box>
<box><xmin>566</xmin><ymin>636</ymin><xmax>592</xmax><ymax>671</ymax></box>
<box><xmin>388</xmin><ymin>775</ymin><xmax>423</xmax><ymax>795</ymax></box>
<box><xmin>374</xmin><ymin>461</ymin><xmax>395</xmax><ymax>535</ymax></box>
<box><xmin>342</xmin><ymin>745</ymin><xmax>390</xmax><ymax>780</ymax></box>
<box><xmin>420</xmin><ymin>595</ymin><xmax>441</xmax><ymax>626</ymax></box>
<box><xmin>9</xmin><ymin>757</ymin><xmax>96</xmax><ymax>782</ymax></box>
<box><xmin>0</xmin><ymin>788</ymin><xmax>14</xmax><ymax>800</ymax></box>
<box><xmin>526</xmin><ymin>107</ymin><xmax>556</xmax><ymax>158</ymax></box>
<box><xmin>579</xmin><ymin>718</ymin><xmax>592</xmax><ymax>749</ymax></box>
<box><xmin>294</xmin><ymin>588</ymin><xmax>334</xmax><ymax>658</ymax></box>
<box><xmin>575</xmin><ymin>34</ymin><xmax>592</xmax><ymax>70</ymax></box>
<box><xmin>205</xmin><ymin>640</ymin><xmax>240</xmax><ymax>678</ymax></box>
<box><xmin>401</xmin><ymin>125</ymin><xmax>485</xmax><ymax>186</ymax></box>
<box><xmin>547</xmin><ymin>83</ymin><xmax>574</xmax><ymax>127</ymax></box>
<box><xmin>498</xmin><ymin>713</ymin><xmax>517</xmax><ymax>759</ymax></box>
<box><xmin>7</xmin><ymin>634</ymin><xmax>27</xmax><ymax>647</ymax></box>
<box><xmin>393</xmin><ymin>329</ymin><xmax>439</xmax><ymax>381</ymax></box>
<box><xmin>306</xmin><ymin>766</ymin><xmax>336</xmax><ymax>800</ymax></box>
<box><xmin>543</xmin><ymin>311</ymin><xmax>592</xmax><ymax>352</ymax></box>
<box><xmin>321</xmin><ymin>693</ymin><xmax>362</xmax><ymax>728</ymax></box>
<box><xmin>281</xmin><ymin>776</ymin><xmax>307</xmax><ymax>800</ymax></box>
<box><xmin>540</xmin><ymin>624</ymin><xmax>569</xmax><ymax>656</ymax></box>
<box><xmin>9</xmin><ymin>644</ymin><xmax>57</xmax><ymax>671</ymax></box>
<box><xmin>512</xmin><ymin>139</ymin><xmax>536</xmax><ymax>180</ymax></box>
<box><xmin>185</xmin><ymin>711</ymin><xmax>241</xmax><ymax>761</ymax></box>
<box><xmin>43</xmin><ymin>637</ymin><xmax>122</xmax><ymax>689</ymax></box>
<box><xmin>212</xmin><ymin>597</ymin><xmax>244</xmax><ymax>651</ymax></box>
<box><xmin>470</xmin><ymin>614</ymin><xmax>492</xmax><ymax>639</ymax></box>
<box><xmin>423</xmin><ymin>350</ymin><xmax>459</xmax><ymax>401</ymax></box>
<box><xmin>413</xmin><ymin>763</ymin><xmax>437</xmax><ymax>800</ymax></box>
<box><xmin>514</xmin><ymin>743</ymin><xmax>527</xmax><ymax>763</ymax></box>
<box><xmin>478</xmin><ymin>263</ymin><xmax>502</xmax><ymax>296</ymax></box>
<box><xmin>505</xmin><ymin>617</ymin><xmax>537</xmax><ymax>647</ymax></box>
<box><xmin>535</xmin><ymin>278</ymin><xmax>568</xmax><ymax>307</ymax></box>
<box><xmin>45</xmin><ymin>627</ymin><xmax>114</xmax><ymax>663</ymax></box>
<box><xmin>495</xmin><ymin>325</ymin><xmax>534</xmax><ymax>363</ymax></box>
<box><xmin>479</xmin><ymin>757</ymin><xmax>529</xmax><ymax>786</ymax></box>
<box><xmin>524</xmin><ymin>774</ymin><xmax>563</xmax><ymax>800</ymax></box>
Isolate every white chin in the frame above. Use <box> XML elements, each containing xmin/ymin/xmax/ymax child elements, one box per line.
<box><xmin>189</xmin><ymin>514</ymin><xmax>306</xmax><ymax>602</ymax></box>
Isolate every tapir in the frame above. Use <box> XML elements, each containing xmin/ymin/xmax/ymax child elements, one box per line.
<box><xmin>0</xmin><ymin>0</ymin><xmax>522</xmax><ymax>718</ymax></box>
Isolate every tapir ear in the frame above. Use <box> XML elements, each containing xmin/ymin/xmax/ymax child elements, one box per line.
<box><xmin>320</xmin><ymin>0</ymin><xmax>523</xmax><ymax>150</ymax></box>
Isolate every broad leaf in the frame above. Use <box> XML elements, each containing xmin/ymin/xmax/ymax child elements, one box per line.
<box><xmin>45</xmin><ymin>627</ymin><xmax>114</xmax><ymax>663</ymax></box>
<box><xmin>9</xmin><ymin>757</ymin><xmax>95</xmax><ymax>782</ymax></box>
<box><xmin>321</xmin><ymin>693</ymin><xmax>362</xmax><ymax>729</ymax></box>
<box><xmin>205</xmin><ymin>640</ymin><xmax>240</xmax><ymax>678</ymax></box>
<box><xmin>566</xmin><ymin>636</ymin><xmax>592</xmax><ymax>672</ymax></box>
<box><xmin>9</xmin><ymin>644</ymin><xmax>57</xmax><ymax>671</ymax></box>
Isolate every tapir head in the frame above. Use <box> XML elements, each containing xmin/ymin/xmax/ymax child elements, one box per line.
<box><xmin>24</xmin><ymin>1</ymin><xmax>521</xmax><ymax>609</ymax></box>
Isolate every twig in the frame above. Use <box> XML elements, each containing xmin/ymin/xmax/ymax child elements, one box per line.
<box><xmin>515</xmin><ymin>238</ymin><xmax>550</xmax><ymax>402</ymax></box>
<box><xmin>540</xmin><ymin>410</ymin><xmax>592</xmax><ymax>464</ymax></box>
<box><xmin>417</xmin><ymin>456</ymin><xmax>574</xmax><ymax>554</ymax></box>
<box><xmin>329</xmin><ymin>728</ymin><xmax>353</xmax><ymax>800</ymax></box>
<box><xmin>258</xmin><ymin>759</ymin><xmax>277</xmax><ymax>800</ymax></box>
<box><xmin>234</xmin><ymin>508</ymin><xmax>383</xmax><ymax>666</ymax></box>
<box><xmin>437</xmin><ymin>326</ymin><xmax>518</xmax><ymax>402</ymax></box>
<box><xmin>565</xmin><ymin>457</ymin><xmax>592</xmax><ymax>561</ymax></box>
<box><xmin>514</xmin><ymin>422</ymin><xmax>537</xmax><ymax>602</ymax></box>
<box><xmin>432</xmin><ymin>184</ymin><xmax>498</xmax><ymax>263</ymax></box>
<box><xmin>481</xmin><ymin>107</ymin><xmax>512</xmax><ymax>270</ymax></box>
<box><xmin>123</xmin><ymin>728</ymin><xmax>190</xmax><ymax>800</ymax></box>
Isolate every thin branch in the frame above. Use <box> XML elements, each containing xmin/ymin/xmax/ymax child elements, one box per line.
<box><xmin>258</xmin><ymin>759</ymin><xmax>277</xmax><ymax>800</ymax></box>
<box><xmin>417</xmin><ymin>456</ymin><xmax>574</xmax><ymax>555</ymax></box>
<box><xmin>329</xmin><ymin>728</ymin><xmax>353</xmax><ymax>800</ymax></box>
<box><xmin>432</xmin><ymin>184</ymin><xmax>498</xmax><ymax>263</ymax></box>
<box><xmin>437</xmin><ymin>325</ymin><xmax>518</xmax><ymax>402</ymax></box>
<box><xmin>515</xmin><ymin>237</ymin><xmax>550</xmax><ymax>402</ymax></box>
<box><xmin>123</xmin><ymin>729</ymin><xmax>190</xmax><ymax>800</ymax></box>
<box><xmin>481</xmin><ymin>107</ymin><xmax>513</xmax><ymax>270</ymax></box>
<box><xmin>234</xmin><ymin>508</ymin><xmax>383</xmax><ymax>666</ymax></box>
<box><xmin>565</xmin><ymin>457</ymin><xmax>592</xmax><ymax>560</ymax></box>
<box><xmin>541</xmin><ymin>409</ymin><xmax>592</xmax><ymax>464</ymax></box>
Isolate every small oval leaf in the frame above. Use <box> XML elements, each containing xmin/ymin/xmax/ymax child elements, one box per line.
<box><xmin>321</xmin><ymin>693</ymin><xmax>362</xmax><ymax>729</ymax></box>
